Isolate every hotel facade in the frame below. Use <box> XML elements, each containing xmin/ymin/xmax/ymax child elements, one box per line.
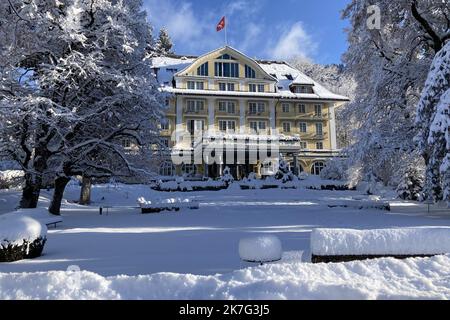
<box><xmin>151</xmin><ymin>46</ymin><xmax>349</xmax><ymax>179</ymax></box>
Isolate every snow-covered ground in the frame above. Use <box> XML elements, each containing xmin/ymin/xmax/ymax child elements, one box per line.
<box><xmin>0</xmin><ymin>181</ymin><xmax>449</xmax><ymax>299</ymax></box>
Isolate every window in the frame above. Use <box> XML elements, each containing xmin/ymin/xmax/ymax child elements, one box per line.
<box><xmin>160</xmin><ymin>138</ymin><xmax>170</xmax><ymax>148</ymax></box>
<box><xmin>311</xmin><ymin>162</ymin><xmax>325</xmax><ymax>175</ymax></box>
<box><xmin>315</xmin><ymin>123</ymin><xmax>323</xmax><ymax>136</ymax></box>
<box><xmin>248</xmin><ymin>102</ymin><xmax>265</xmax><ymax>114</ymax></box>
<box><xmin>186</xmin><ymin>100</ymin><xmax>204</xmax><ymax>113</ymax></box>
<box><xmin>299</xmin><ymin>122</ymin><xmax>307</xmax><ymax>133</ymax></box>
<box><xmin>298</xmin><ymin>104</ymin><xmax>306</xmax><ymax>114</ymax></box>
<box><xmin>219</xmin><ymin>82</ymin><xmax>235</xmax><ymax>91</ymax></box>
<box><xmin>197</xmin><ymin>62</ymin><xmax>209</xmax><ymax>76</ymax></box>
<box><xmin>314</xmin><ymin>104</ymin><xmax>323</xmax><ymax>117</ymax></box>
<box><xmin>217</xmin><ymin>54</ymin><xmax>236</xmax><ymax>60</ymax></box>
<box><xmin>249</xmin><ymin>121</ymin><xmax>267</xmax><ymax>133</ymax></box>
<box><xmin>316</xmin><ymin>142</ymin><xmax>324</xmax><ymax>150</ymax></box>
<box><xmin>122</xmin><ymin>139</ymin><xmax>131</xmax><ymax>149</ymax></box>
<box><xmin>248</xmin><ymin>84</ymin><xmax>264</xmax><ymax>92</ymax></box>
<box><xmin>300</xmin><ymin>141</ymin><xmax>307</xmax><ymax>149</ymax></box>
<box><xmin>245</xmin><ymin>65</ymin><xmax>256</xmax><ymax>78</ymax></box>
<box><xmin>282</xmin><ymin>122</ymin><xmax>291</xmax><ymax>133</ymax></box>
<box><xmin>219</xmin><ymin>120</ymin><xmax>236</xmax><ymax>132</ymax></box>
<box><xmin>218</xmin><ymin>101</ymin><xmax>236</xmax><ymax>114</ymax></box>
<box><xmin>282</xmin><ymin>104</ymin><xmax>290</xmax><ymax>113</ymax></box>
<box><xmin>160</xmin><ymin>120</ymin><xmax>170</xmax><ymax>131</ymax></box>
<box><xmin>187</xmin><ymin>81</ymin><xmax>204</xmax><ymax>90</ymax></box>
<box><xmin>187</xmin><ymin>119</ymin><xmax>205</xmax><ymax>135</ymax></box>
<box><xmin>215</xmin><ymin>62</ymin><xmax>239</xmax><ymax>77</ymax></box>
<box><xmin>159</xmin><ymin>162</ymin><xmax>175</xmax><ymax>176</ymax></box>
<box><xmin>294</xmin><ymin>86</ymin><xmax>313</xmax><ymax>94</ymax></box>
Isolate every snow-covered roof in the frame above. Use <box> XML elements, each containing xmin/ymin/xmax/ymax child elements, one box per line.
<box><xmin>150</xmin><ymin>56</ymin><xmax>196</xmax><ymax>86</ymax></box>
<box><xmin>150</xmin><ymin>52</ymin><xmax>349</xmax><ymax>102</ymax></box>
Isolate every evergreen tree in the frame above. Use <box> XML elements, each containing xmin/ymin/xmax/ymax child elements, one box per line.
<box><xmin>156</xmin><ymin>27</ymin><xmax>173</xmax><ymax>55</ymax></box>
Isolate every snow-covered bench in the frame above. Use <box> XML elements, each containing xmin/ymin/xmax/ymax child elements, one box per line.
<box><xmin>327</xmin><ymin>200</ymin><xmax>391</xmax><ymax>211</ymax></box>
<box><xmin>2</xmin><ymin>208</ymin><xmax>63</xmax><ymax>228</ymax></box>
<box><xmin>311</xmin><ymin>228</ymin><xmax>450</xmax><ymax>263</ymax></box>
<box><xmin>137</xmin><ymin>197</ymin><xmax>200</xmax><ymax>214</ymax></box>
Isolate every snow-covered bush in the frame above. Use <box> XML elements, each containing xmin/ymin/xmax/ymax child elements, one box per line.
<box><xmin>239</xmin><ymin>235</ymin><xmax>283</xmax><ymax>263</ymax></box>
<box><xmin>320</xmin><ymin>159</ymin><xmax>348</xmax><ymax>181</ymax></box>
<box><xmin>396</xmin><ymin>166</ymin><xmax>425</xmax><ymax>201</ymax></box>
<box><xmin>0</xmin><ymin>215</ymin><xmax>47</xmax><ymax>262</ymax></box>
<box><xmin>220</xmin><ymin>167</ymin><xmax>234</xmax><ymax>186</ymax></box>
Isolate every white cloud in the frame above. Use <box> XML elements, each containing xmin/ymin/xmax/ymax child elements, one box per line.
<box><xmin>144</xmin><ymin>0</ymin><xmax>213</xmax><ymax>51</ymax></box>
<box><xmin>269</xmin><ymin>22</ymin><xmax>318</xmax><ymax>61</ymax></box>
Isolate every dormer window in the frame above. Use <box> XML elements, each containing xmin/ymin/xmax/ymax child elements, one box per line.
<box><xmin>187</xmin><ymin>81</ymin><xmax>204</xmax><ymax>90</ymax></box>
<box><xmin>292</xmin><ymin>85</ymin><xmax>314</xmax><ymax>94</ymax></box>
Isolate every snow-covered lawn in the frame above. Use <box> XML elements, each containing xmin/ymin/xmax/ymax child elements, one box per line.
<box><xmin>0</xmin><ymin>182</ymin><xmax>449</xmax><ymax>299</ymax></box>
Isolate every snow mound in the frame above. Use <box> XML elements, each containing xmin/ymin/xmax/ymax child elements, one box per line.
<box><xmin>4</xmin><ymin>208</ymin><xmax>63</xmax><ymax>227</ymax></box>
<box><xmin>0</xmin><ymin>215</ymin><xmax>47</xmax><ymax>246</ymax></box>
<box><xmin>1</xmin><ymin>255</ymin><xmax>450</xmax><ymax>299</ymax></box>
<box><xmin>311</xmin><ymin>228</ymin><xmax>450</xmax><ymax>256</ymax></box>
<box><xmin>239</xmin><ymin>235</ymin><xmax>282</xmax><ymax>262</ymax></box>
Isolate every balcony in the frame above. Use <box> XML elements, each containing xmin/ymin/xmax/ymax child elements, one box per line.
<box><xmin>246</xmin><ymin>110</ymin><xmax>270</xmax><ymax>118</ymax></box>
<box><xmin>295</xmin><ymin>113</ymin><xmax>329</xmax><ymax>120</ymax></box>
<box><xmin>184</xmin><ymin>107</ymin><xmax>207</xmax><ymax>115</ymax></box>
<box><xmin>216</xmin><ymin>109</ymin><xmax>240</xmax><ymax>117</ymax></box>
<box><xmin>301</xmin><ymin>132</ymin><xmax>328</xmax><ymax>140</ymax></box>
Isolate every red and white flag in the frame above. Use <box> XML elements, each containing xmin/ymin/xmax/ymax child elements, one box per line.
<box><xmin>216</xmin><ymin>16</ymin><xmax>226</xmax><ymax>32</ymax></box>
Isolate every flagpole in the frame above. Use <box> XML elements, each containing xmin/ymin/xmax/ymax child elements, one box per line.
<box><xmin>225</xmin><ymin>19</ymin><xmax>228</xmax><ymax>45</ymax></box>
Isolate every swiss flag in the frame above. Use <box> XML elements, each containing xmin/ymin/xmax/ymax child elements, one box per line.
<box><xmin>216</xmin><ymin>16</ymin><xmax>226</xmax><ymax>32</ymax></box>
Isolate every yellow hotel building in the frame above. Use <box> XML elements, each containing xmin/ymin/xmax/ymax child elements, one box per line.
<box><xmin>151</xmin><ymin>46</ymin><xmax>349</xmax><ymax>179</ymax></box>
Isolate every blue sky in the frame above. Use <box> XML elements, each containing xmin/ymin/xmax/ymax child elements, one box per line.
<box><xmin>143</xmin><ymin>0</ymin><xmax>351</xmax><ymax>65</ymax></box>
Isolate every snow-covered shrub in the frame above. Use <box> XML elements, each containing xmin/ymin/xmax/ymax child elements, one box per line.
<box><xmin>0</xmin><ymin>215</ymin><xmax>47</xmax><ymax>262</ymax></box>
<box><xmin>298</xmin><ymin>172</ymin><xmax>309</xmax><ymax>180</ymax></box>
<box><xmin>239</xmin><ymin>235</ymin><xmax>283</xmax><ymax>263</ymax></box>
<box><xmin>396</xmin><ymin>166</ymin><xmax>425</xmax><ymax>201</ymax></box>
<box><xmin>220</xmin><ymin>167</ymin><xmax>234</xmax><ymax>186</ymax></box>
<box><xmin>320</xmin><ymin>159</ymin><xmax>348</xmax><ymax>181</ymax></box>
<box><xmin>0</xmin><ymin>170</ymin><xmax>24</xmax><ymax>189</ymax></box>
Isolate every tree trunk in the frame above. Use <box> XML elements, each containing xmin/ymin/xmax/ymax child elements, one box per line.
<box><xmin>79</xmin><ymin>176</ymin><xmax>92</xmax><ymax>205</ymax></box>
<box><xmin>49</xmin><ymin>176</ymin><xmax>70</xmax><ymax>216</ymax></box>
<box><xmin>20</xmin><ymin>173</ymin><xmax>41</xmax><ymax>209</ymax></box>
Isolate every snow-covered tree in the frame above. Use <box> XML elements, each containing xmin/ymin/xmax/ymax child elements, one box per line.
<box><xmin>341</xmin><ymin>0</ymin><xmax>449</xmax><ymax>187</ymax></box>
<box><xmin>396</xmin><ymin>162</ymin><xmax>425</xmax><ymax>201</ymax></box>
<box><xmin>0</xmin><ymin>0</ymin><xmax>166</xmax><ymax>213</ymax></box>
<box><xmin>155</xmin><ymin>27</ymin><xmax>173</xmax><ymax>55</ymax></box>
<box><xmin>416</xmin><ymin>41</ymin><xmax>450</xmax><ymax>205</ymax></box>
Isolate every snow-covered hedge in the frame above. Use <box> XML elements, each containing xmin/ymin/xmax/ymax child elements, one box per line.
<box><xmin>154</xmin><ymin>178</ymin><xmax>227</xmax><ymax>192</ymax></box>
<box><xmin>311</xmin><ymin>228</ymin><xmax>450</xmax><ymax>263</ymax></box>
<box><xmin>137</xmin><ymin>197</ymin><xmax>199</xmax><ymax>213</ymax></box>
<box><xmin>0</xmin><ymin>215</ymin><xmax>47</xmax><ymax>262</ymax></box>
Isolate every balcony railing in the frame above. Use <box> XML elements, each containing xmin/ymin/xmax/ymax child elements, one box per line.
<box><xmin>246</xmin><ymin>110</ymin><xmax>270</xmax><ymax>117</ymax></box>
<box><xmin>216</xmin><ymin>109</ymin><xmax>240</xmax><ymax>116</ymax></box>
<box><xmin>184</xmin><ymin>108</ymin><xmax>207</xmax><ymax>115</ymax></box>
